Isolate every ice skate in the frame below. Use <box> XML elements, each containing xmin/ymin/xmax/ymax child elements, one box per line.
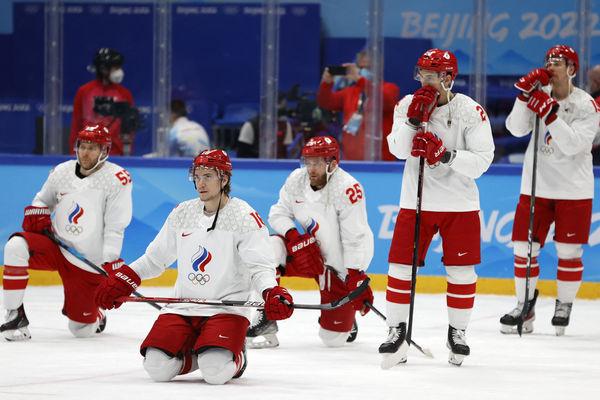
<box><xmin>346</xmin><ymin>319</ymin><xmax>358</xmax><ymax>343</ymax></box>
<box><xmin>379</xmin><ymin>322</ymin><xmax>408</xmax><ymax>369</ymax></box>
<box><xmin>233</xmin><ymin>347</ymin><xmax>247</xmax><ymax>379</ymax></box>
<box><xmin>500</xmin><ymin>289</ymin><xmax>538</xmax><ymax>334</ymax></box>
<box><xmin>447</xmin><ymin>325</ymin><xmax>470</xmax><ymax>366</ymax></box>
<box><xmin>0</xmin><ymin>305</ymin><xmax>31</xmax><ymax>341</ymax></box>
<box><xmin>96</xmin><ymin>309</ymin><xmax>107</xmax><ymax>334</ymax></box>
<box><xmin>551</xmin><ymin>300</ymin><xmax>572</xmax><ymax>336</ymax></box>
<box><xmin>245</xmin><ymin>309</ymin><xmax>279</xmax><ymax>349</ymax></box>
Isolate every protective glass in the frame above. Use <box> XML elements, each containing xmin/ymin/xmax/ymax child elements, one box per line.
<box><xmin>190</xmin><ymin>167</ymin><xmax>220</xmax><ymax>183</ymax></box>
<box><xmin>414</xmin><ymin>67</ymin><xmax>444</xmax><ymax>83</ymax></box>
<box><xmin>301</xmin><ymin>157</ymin><xmax>328</xmax><ymax>168</ymax></box>
<box><xmin>545</xmin><ymin>57</ymin><xmax>567</xmax><ymax>68</ymax></box>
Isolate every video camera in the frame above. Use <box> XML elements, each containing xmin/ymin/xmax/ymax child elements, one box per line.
<box><xmin>93</xmin><ymin>96</ymin><xmax>142</xmax><ymax>134</ymax></box>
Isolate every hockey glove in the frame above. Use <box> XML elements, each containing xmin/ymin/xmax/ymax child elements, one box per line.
<box><xmin>22</xmin><ymin>206</ymin><xmax>52</xmax><ymax>233</ymax></box>
<box><xmin>527</xmin><ymin>90</ymin><xmax>559</xmax><ymax>125</ymax></box>
<box><xmin>514</xmin><ymin>68</ymin><xmax>552</xmax><ymax>94</ymax></box>
<box><xmin>407</xmin><ymin>85</ymin><xmax>439</xmax><ymax>126</ymax></box>
<box><xmin>263</xmin><ymin>286</ymin><xmax>294</xmax><ymax>320</ymax></box>
<box><xmin>418</xmin><ymin>131</ymin><xmax>447</xmax><ymax>165</ymax></box>
<box><xmin>94</xmin><ymin>264</ymin><xmax>141</xmax><ymax>310</ymax></box>
<box><xmin>346</xmin><ymin>269</ymin><xmax>374</xmax><ymax>316</ymax></box>
<box><xmin>101</xmin><ymin>258</ymin><xmax>126</xmax><ymax>275</ymax></box>
<box><xmin>285</xmin><ymin>228</ymin><xmax>325</xmax><ymax>278</ymax></box>
<box><xmin>410</xmin><ymin>133</ymin><xmax>428</xmax><ymax>158</ymax></box>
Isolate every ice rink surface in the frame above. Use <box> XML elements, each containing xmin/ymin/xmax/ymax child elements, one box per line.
<box><xmin>0</xmin><ymin>286</ymin><xmax>599</xmax><ymax>400</ymax></box>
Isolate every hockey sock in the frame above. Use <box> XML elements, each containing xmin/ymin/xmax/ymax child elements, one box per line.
<box><xmin>385</xmin><ymin>263</ymin><xmax>411</xmax><ymax>327</ymax></box>
<box><xmin>556</xmin><ymin>258</ymin><xmax>583</xmax><ymax>303</ymax></box>
<box><xmin>3</xmin><ymin>236</ymin><xmax>30</xmax><ymax>310</ymax></box>
<box><xmin>445</xmin><ymin>266</ymin><xmax>477</xmax><ymax>330</ymax></box>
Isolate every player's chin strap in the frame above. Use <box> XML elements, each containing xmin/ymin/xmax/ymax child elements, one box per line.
<box><xmin>441</xmin><ymin>77</ymin><xmax>455</xmax><ymax>127</ymax></box>
<box><xmin>207</xmin><ymin>171</ymin><xmax>227</xmax><ymax>232</ymax></box>
<box><xmin>76</xmin><ymin>145</ymin><xmax>109</xmax><ymax>174</ymax></box>
<box><xmin>325</xmin><ymin>159</ymin><xmax>338</xmax><ymax>183</ymax></box>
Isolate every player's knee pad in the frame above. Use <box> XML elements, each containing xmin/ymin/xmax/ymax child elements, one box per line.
<box><xmin>269</xmin><ymin>235</ymin><xmax>287</xmax><ymax>267</ymax></box>
<box><xmin>555</xmin><ymin>242</ymin><xmax>583</xmax><ymax>259</ymax></box>
<box><xmin>68</xmin><ymin>319</ymin><xmax>98</xmax><ymax>338</ymax></box>
<box><xmin>388</xmin><ymin>263</ymin><xmax>412</xmax><ymax>280</ymax></box>
<box><xmin>143</xmin><ymin>348</ymin><xmax>183</xmax><ymax>382</ymax></box>
<box><xmin>4</xmin><ymin>236</ymin><xmax>30</xmax><ymax>266</ymax></box>
<box><xmin>197</xmin><ymin>348</ymin><xmax>236</xmax><ymax>385</ymax></box>
<box><xmin>318</xmin><ymin>327</ymin><xmax>349</xmax><ymax>348</ymax></box>
<box><xmin>445</xmin><ymin>265</ymin><xmax>477</xmax><ymax>284</ymax></box>
<box><xmin>513</xmin><ymin>241</ymin><xmax>540</xmax><ymax>258</ymax></box>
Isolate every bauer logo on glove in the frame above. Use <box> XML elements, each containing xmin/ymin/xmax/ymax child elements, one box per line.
<box><xmin>291</xmin><ymin>236</ymin><xmax>317</xmax><ymax>253</ymax></box>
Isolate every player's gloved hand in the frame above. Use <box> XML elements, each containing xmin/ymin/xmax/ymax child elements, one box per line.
<box><xmin>417</xmin><ymin>131</ymin><xmax>447</xmax><ymax>165</ymax></box>
<box><xmin>527</xmin><ymin>90</ymin><xmax>559</xmax><ymax>125</ymax></box>
<box><xmin>407</xmin><ymin>85</ymin><xmax>439</xmax><ymax>126</ymax></box>
<box><xmin>410</xmin><ymin>133</ymin><xmax>427</xmax><ymax>158</ymax></box>
<box><xmin>514</xmin><ymin>68</ymin><xmax>551</xmax><ymax>94</ymax></box>
<box><xmin>263</xmin><ymin>286</ymin><xmax>294</xmax><ymax>320</ymax></box>
<box><xmin>285</xmin><ymin>228</ymin><xmax>324</xmax><ymax>278</ymax></box>
<box><xmin>101</xmin><ymin>258</ymin><xmax>125</xmax><ymax>275</ymax></box>
<box><xmin>345</xmin><ymin>269</ymin><xmax>373</xmax><ymax>316</ymax></box>
<box><xmin>94</xmin><ymin>264</ymin><xmax>141</xmax><ymax>310</ymax></box>
<box><xmin>22</xmin><ymin>206</ymin><xmax>52</xmax><ymax>233</ymax></box>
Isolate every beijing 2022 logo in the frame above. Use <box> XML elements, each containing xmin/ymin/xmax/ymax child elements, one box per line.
<box><xmin>65</xmin><ymin>202</ymin><xmax>84</xmax><ymax>235</ymax></box>
<box><xmin>188</xmin><ymin>246</ymin><xmax>212</xmax><ymax>285</ymax></box>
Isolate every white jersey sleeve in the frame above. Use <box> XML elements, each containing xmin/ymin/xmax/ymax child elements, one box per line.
<box><xmin>129</xmin><ymin>214</ymin><xmax>178</xmax><ymax>280</ymax></box>
<box><xmin>449</xmin><ymin>107</ymin><xmax>495</xmax><ymax>179</ymax></box>
<box><xmin>268</xmin><ymin>170</ymin><xmax>301</xmax><ymax>236</ymax></box>
<box><xmin>387</xmin><ymin>95</ymin><xmax>415</xmax><ymax>160</ymax></box>
<box><xmin>102</xmin><ymin>170</ymin><xmax>133</xmax><ymax>263</ymax></box>
<box><xmin>31</xmin><ymin>168</ymin><xmax>59</xmax><ymax>209</ymax></box>
<box><xmin>505</xmin><ymin>96</ymin><xmax>534</xmax><ymax>137</ymax></box>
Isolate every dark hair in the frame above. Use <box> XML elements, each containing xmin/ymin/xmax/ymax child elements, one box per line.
<box><xmin>171</xmin><ymin>99</ymin><xmax>188</xmax><ymax>118</ymax></box>
<box><xmin>221</xmin><ymin>172</ymin><xmax>232</xmax><ymax>196</ymax></box>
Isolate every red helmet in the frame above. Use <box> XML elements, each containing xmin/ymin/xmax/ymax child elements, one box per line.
<box><xmin>416</xmin><ymin>48</ymin><xmax>458</xmax><ymax>79</ymax></box>
<box><xmin>192</xmin><ymin>149</ymin><xmax>233</xmax><ymax>174</ymax></box>
<box><xmin>76</xmin><ymin>124</ymin><xmax>111</xmax><ymax>149</ymax></box>
<box><xmin>301</xmin><ymin>136</ymin><xmax>340</xmax><ymax>161</ymax></box>
<box><xmin>545</xmin><ymin>45</ymin><xmax>579</xmax><ymax>73</ymax></box>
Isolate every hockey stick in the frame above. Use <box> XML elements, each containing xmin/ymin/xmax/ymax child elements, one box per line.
<box><xmin>364</xmin><ymin>300</ymin><xmax>433</xmax><ymax>358</ymax></box>
<box><xmin>44</xmin><ymin>231</ymin><xmax>162</xmax><ymax>311</ymax></box>
<box><xmin>118</xmin><ymin>277</ymin><xmax>370</xmax><ymax>311</ymax></box>
<box><xmin>518</xmin><ymin>114</ymin><xmax>540</xmax><ymax>336</ymax></box>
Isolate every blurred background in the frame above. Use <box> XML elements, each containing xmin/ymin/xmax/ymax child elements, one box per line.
<box><xmin>1</xmin><ymin>0</ymin><xmax>599</xmax><ymax>163</ymax></box>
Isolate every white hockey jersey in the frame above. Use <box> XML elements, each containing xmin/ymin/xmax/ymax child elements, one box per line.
<box><xmin>268</xmin><ymin>167</ymin><xmax>374</xmax><ymax>277</ymax></box>
<box><xmin>505</xmin><ymin>86</ymin><xmax>599</xmax><ymax>199</ymax></box>
<box><xmin>129</xmin><ymin>197</ymin><xmax>278</xmax><ymax>319</ymax></box>
<box><xmin>32</xmin><ymin>160</ymin><xmax>132</xmax><ymax>272</ymax></box>
<box><xmin>387</xmin><ymin>93</ymin><xmax>495</xmax><ymax>212</ymax></box>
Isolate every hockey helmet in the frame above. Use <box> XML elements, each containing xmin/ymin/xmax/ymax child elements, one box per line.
<box><xmin>416</xmin><ymin>48</ymin><xmax>458</xmax><ymax>80</ymax></box>
<box><xmin>76</xmin><ymin>124</ymin><xmax>111</xmax><ymax>150</ymax></box>
<box><xmin>191</xmin><ymin>149</ymin><xmax>233</xmax><ymax>175</ymax></box>
<box><xmin>301</xmin><ymin>136</ymin><xmax>340</xmax><ymax>161</ymax></box>
<box><xmin>545</xmin><ymin>45</ymin><xmax>579</xmax><ymax>73</ymax></box>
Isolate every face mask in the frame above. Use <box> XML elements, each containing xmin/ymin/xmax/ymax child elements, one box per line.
<box><xmin>359</xmin><ymin>68</ymin><xmax>373</xmax><ymax>81</ymax></box>
<box><xmin>109</xmin><ymin>68</ymin><xmax>124</xmax><ymax>84</ymax></box>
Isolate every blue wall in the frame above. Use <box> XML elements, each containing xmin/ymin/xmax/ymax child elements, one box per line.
<box><xmin>2</xmin><ymin>154</ymin><xmax>599</xmax><ymax>281</ymax></box>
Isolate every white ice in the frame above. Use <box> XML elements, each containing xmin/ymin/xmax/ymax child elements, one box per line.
<box><xmin>0</xmin><ymin>287</ymin><xmax>599</xmax><ymax>400</ymax></box>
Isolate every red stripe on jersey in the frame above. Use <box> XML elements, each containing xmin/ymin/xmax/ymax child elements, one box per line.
<box><xmin>447</xmin><ymin>295</ymin><xmax>475</xmax><ymax>309</ymax></box>
<box><xmin>387</xmin><ymin>276</ymin><xmax>412</xmax><ymax>291</ymax></box>
<box><xmin>447</xmin><ymin>282</ymin><xmax>476</xmax><ymax>296</ymax></box>
<box><xmin>386</xmin><ymin>290</ymin><xmax>410</xmax><ymax>304</ymax></box>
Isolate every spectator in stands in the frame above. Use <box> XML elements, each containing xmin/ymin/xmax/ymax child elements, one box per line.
<box><xmin>317</xmin><ymin>55</ymin><xmax>400</xmax><ymax>161</ymax></box>
<box><xmin>237</xmin><ymin>95</ymin><xmax>293</xmax><ymax>158</ymax></box>
<box><xmin>588</xmin><ymin>64</ymin><xmax>600</xmax><ymax>164</ymax></box>
<box><xmin>168</xmin><ymin>99</ymin><xmax>210</xmax><ymax>157</ymax></box>
<box><xmin>69</xmin><ymin>48</ymin><xmax>138</xmax><ymax>156</ymax></box>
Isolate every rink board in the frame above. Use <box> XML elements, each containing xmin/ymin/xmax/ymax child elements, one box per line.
<box><xmin>1</xmin><ymin>154</ymin><xmax>599</xmax><ymax>294</ymax></box>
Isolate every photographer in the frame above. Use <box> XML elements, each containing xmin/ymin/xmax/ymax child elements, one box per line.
<box><xmin>69</xmin><ymin>48</ymin><xmax>136</xmax><ymax>156</ymax></box>
<box><xmin>317</xmin><ymin>57</ymin><xmax>399</xmax><ymax>161</ymax></box>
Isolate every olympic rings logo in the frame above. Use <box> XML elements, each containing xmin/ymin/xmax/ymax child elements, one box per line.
<box><xmin>540</xmin><ymin>145</ymin><xmax>554</xmax><ymax>156</ymax></box>
<box><xmin>188</xmin><ymin>272</ymin><xmax>211</xmax><ymax>285</ymax></box>
<box><xmin>64</xmin><ymin>224</ymin><xmax>83</xmax><ymax>235</ymax></box>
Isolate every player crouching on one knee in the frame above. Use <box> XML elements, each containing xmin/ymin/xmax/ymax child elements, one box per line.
<box><xmin>1</xmin><ymin>124</ymin><xmax>132</xmax><ymax>341</ymax></box>
<box><xmin>246</xmin><ymin>136</ymin><xmax>375</xmax><ymax>349</ymax></box>
<box><xmin>94</xmin><ymin>149</ymin><xmax>294</xmax><ymax>384</ymax></box>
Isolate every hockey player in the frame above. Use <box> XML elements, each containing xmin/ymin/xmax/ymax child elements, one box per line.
<box><xmin>1</xmin><ymin>124</ymin><xmax>133</xmax><ymax>341</ymax></box>
<box><xmin>94</xmin><ymin>149</ymin><xmax>294</xmax><ymax>385</ymax></box>
<box><xmin>380</xmin><ymin>49</ymin><xmax>494</xmax><ymax>367</ymax></box>
<box><xmin>246</xmin><ymin>136</ymin><xmax>374</xmax><ymax>349</ymax></box>
<box><xmin>500</xmin><ymin>45</ymin><xmax>599</xmax><ymax>336</ymax></box>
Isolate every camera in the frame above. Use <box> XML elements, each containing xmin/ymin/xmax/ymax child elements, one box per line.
<box><xmin>327</xmin><ymin>65</ymin><xmax>347</xmax><ymax>76</ymax></box>
<box><xmin>93</xmin><ymin>96</ymin><xmax>142</xmax><ymax>134</ymax></box>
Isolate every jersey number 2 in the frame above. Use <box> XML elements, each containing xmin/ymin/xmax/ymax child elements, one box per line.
<box><xmin>346</xmin><ymin>183</ymin><xmax>363</xmax><ymax>204</ymax></box>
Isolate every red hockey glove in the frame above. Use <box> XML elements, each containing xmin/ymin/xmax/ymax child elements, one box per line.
<box><xmin>94</xmin><ymin>264</ymin><xmax>141</xmax><ymax>310</ymax></box>
<box><xmin>514</xmin><ymin>68</ymin><xmax>551</xmax><ymax>94</ymax></box>
<box><xmin>22</xmin><ymin>206</ymin><xmax>51</xmax><ymax>233</ymax></box>
<box><xmin>101</xmin><ymin>258</ymin><xmax>126</xmax><ymax>275</ymax></box>
<box><xmin>418</xmin><ymin>131</ymin><xmax>447</xmax><ymax>165</ymax></box>
<box><xmin>263</xmin><ymin>286</ymin><xmax>294</xmax><ymax>320</ymax></box>
<box><xmin>410</xmin><ymin>133</ymin><xmax>427</xmax><ymax>158</ymax></box>
<box><xmin>407</xmin><ymin>86</ymin><xmax>439</xmax><ymax>126</ymax></box>
<box><xmin>527</xmin><ymin>90</ymin><xmax>559</xmax><ymax>125</ymax></box>
<box><xmin>345</xmin><ymin>269</ymin><xmax>374</xmax><ymax>316</ymax></box>
<box><xmin>284</xmin><ymin>229</ymin><xmax>324</xmax><ymax>278</ymax></box>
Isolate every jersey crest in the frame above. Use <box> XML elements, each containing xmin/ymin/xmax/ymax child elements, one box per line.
<box><xmin>191</xmin><ymin>245</ymin><xmax>212</xmax><ymax>272</ymax></box>
<box><xmin>65</xmin><ymin>201</ymin><xmax>85</xmax><ymax>236</ymax></box>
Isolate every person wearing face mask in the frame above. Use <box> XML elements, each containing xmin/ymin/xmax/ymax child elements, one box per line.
<box><xmin>69</xmin><ymin>48</ymin><xmax>135</xmax><ymax>156</ymax></box>
<box><xmin>317</xmin><ymin>52</ymin><xmax>399</xmax><ymax>161</ymax></box>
